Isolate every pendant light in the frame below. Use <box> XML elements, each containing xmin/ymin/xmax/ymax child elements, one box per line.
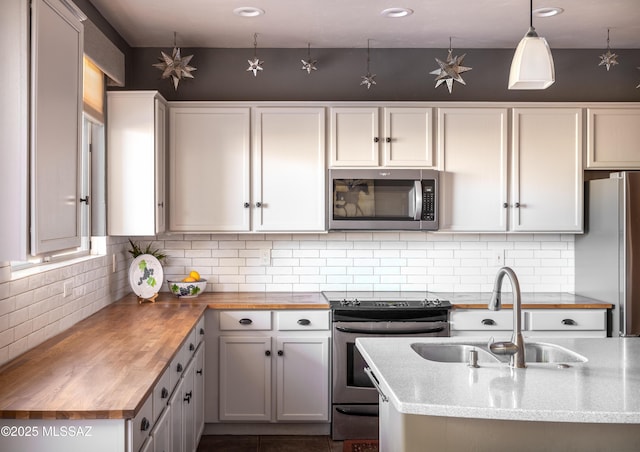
<box><xmin>508</xmin><ymin>0</ymin><xmax>555</xmax><ymax>89</ymax></box>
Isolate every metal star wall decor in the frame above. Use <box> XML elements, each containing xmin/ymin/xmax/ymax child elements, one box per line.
<box><xmin>360</xmin><ymin>39</ymin><xmax>377</xmax><ymax>89</ymax></box>
<box><xmin>247</xmin><ymin>33</ymin><xmax>264</xmax><ymax>76</ymax></box>
<box><xmin>430</xmin><ymin>38</ymin><xmax>472</xmax><ymax>94</ymax></box>
<box><xmin>599</xmin><ymin>29</ymin><xmax>619</xmax><ymax>71</ymax></box>
<box><xmin>152</xmin><ymin>32</ymin><xmax>196</xmax><ymax>91</ymax></box>
<box><xmin>301</xmin><ymin>43</ymin><xmax>318</xmax><ymax>74</ymax></box>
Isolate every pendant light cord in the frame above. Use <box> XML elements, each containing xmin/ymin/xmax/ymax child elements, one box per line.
<box><xmin>529</xmin><ymin>0</ymin><xmax>533</xmax><ymax>29</ymax></box>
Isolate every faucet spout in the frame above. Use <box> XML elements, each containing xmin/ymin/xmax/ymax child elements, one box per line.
<box><xmin>487</xmin><ymin>267</ymin><xmax>526</xmax><ymax>368</ymax></box>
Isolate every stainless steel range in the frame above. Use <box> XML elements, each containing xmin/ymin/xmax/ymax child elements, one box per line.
<box><xmin>324</xmin><ymin>292</ymin><xmax>452</xmax><ymax>441</ymax></box>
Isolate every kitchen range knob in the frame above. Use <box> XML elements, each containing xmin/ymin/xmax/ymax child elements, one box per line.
<box><xmin>481</xmin><ymin>319</ymin><xmax>496</xmax><ymax>326</ymax></box>
<box><xmin>161</xmin><ymin>387</ymin><xmax>169</xmax><ymax>399</ymax></box>
<box><xmin>140</xmin><ymin>417</ymin><xmax>150</xmax><ymax>432</ymax></box>
<box><xmin>239</xmin><ymin>318</ymin><xmax>253</xmax><ymax>325</ymax></box>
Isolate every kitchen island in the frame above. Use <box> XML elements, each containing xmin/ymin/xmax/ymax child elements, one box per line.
<box><xmin>356</xmin><ymin>336</ymin><xmax>640</xmax><ymax>452</ymax></box>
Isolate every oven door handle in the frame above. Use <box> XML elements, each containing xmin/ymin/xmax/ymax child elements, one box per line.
<box><xmin>335</xmin><ymin>325</ymin><xmax>446</xmax><ymax>335</ymax></box>
<box><xmin>335</xmin><ymin>406</ymin><xmax>379</xmax><ymax>417</ymax></box>
<box><xmin>364</xmin><ymin>367</ymin><xmax>388</xmax><ymax>403</ymax></box>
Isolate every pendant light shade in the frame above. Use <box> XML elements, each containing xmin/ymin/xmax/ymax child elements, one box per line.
<box><xmin>508</xmin><ymin>1</ymin><xmax>555</xmax><ymax>90</ymax></box>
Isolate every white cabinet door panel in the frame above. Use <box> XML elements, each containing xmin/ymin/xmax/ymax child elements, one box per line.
<box><xmin>170</xmin><ymin>107</ymin><xmax>250</xmax><ymax>231</ymax></box>
<box><xmin>587</xmin><ymin>108</ymin><xmax>640</xmax><ymax>169</ymax></box>
<box><xmin>438</xmin><ymin>108</ymin><xmax>508</xmax><ymax>231</ymax></box>
<box><xmin>329</xmin><ymin>107</ymin><xmax>379</xmax><ymax>166</ymax></box>
<box><xmin>253</xmin><ymin>108</ymin><xmax>325</xmax><ymax>231</ymax></box>
<box><xmin>383</xmin><ymin>108</ymin><xmax>433</xmax><ymax>167</ymax></box>
<box><xmin>511</xmin><ymin>108</ymin><xmax>583</xmax><ymax>232</ymax></box>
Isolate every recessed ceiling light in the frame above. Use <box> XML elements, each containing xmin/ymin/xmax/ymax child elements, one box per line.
<box><xmin>380</xmin><ymin>8</ymin><xmax>414</xmax><ymax>18</ymax></box>
<box><xmin>533</xmin><ymin>7</ymin><xmax>564</xmax><ymax>18</ymax></box>
<box><xmin>233</xmin><ymin>7</ymin><xmax>265</xmax><ymax>18</ymax></box>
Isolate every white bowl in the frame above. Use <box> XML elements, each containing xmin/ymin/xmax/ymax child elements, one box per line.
<box><xmin>167</xmin><ymin>279</ymin><xmax>207</xmax><ymax>298</ymax></box>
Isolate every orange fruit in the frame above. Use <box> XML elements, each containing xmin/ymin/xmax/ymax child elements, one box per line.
<box><xmin>182</xmin><ymin>276</ymin><xmax>196</xmax><ymax>283</ymax></box>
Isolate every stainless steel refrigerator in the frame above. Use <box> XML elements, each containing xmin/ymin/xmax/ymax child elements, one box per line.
<box><xmin>575</xmin><ymin>172</ymin><xmax>640</xmax><ymax>337</ymax></box>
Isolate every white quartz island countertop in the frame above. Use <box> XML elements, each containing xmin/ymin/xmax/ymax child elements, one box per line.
<box><xmin>356</xmin><ymin>337</ymin><xmax>640</xmax><ymax>424</ymax></box>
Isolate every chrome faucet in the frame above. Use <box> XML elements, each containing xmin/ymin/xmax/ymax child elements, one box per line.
<box><xmin>488</xmin><ymin>267</ymin><xmax>526</xmax><ymax>368</ymax></box>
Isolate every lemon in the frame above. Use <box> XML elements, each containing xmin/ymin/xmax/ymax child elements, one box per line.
<box><xmin>189</xmin><ymin>270</ymin><xmax>201</xmax><ymax>281</ymax></box>
<box><xmin>182</xmin><ymin>276</ymin><xmax>196</xmax><ymax>283</ymax></box>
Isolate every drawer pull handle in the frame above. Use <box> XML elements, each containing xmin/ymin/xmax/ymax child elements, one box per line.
<box><xmin>297</xmin><ymin>319</ymin><xmax>311</xmax><ymax>326</ymax></box>
<box><xmin>199</xmin><ymin>327</ymin><xmax>205</xmax><ymax>335</ymax></box>
<box><xmin>161</xmin><ymin>387</ymin><xmax>169</xmax><ymax>399</ymax></box>
<box><xmin>140</xmin><ymin>417</ymin><xmax>150</xmax><ymax>432</ymax></box>
<box><xmin>176</xmin><ymin>363</ymin><xmax>183</xmax><ymax>373</ymax></box>
<box><xmin>184</xmin><ymin>391</ymin><xmax>192</xmax><ymax>404</ymax></box>
<box><xmin>189</xmin><ymin>343</ymin><xmax>195</xmax><ymax>351</ymax></box>
<box><xmin>239</xmin><ymin>318</ymin><xmax>253</xmax><ymax>325</ymax></box>
<box><xmin>481</xmin><ymin>319</ymin><xmax>496</xmax><ymax>326</ymax></box>
<box><xmin>561</xmin><ymin>319</ymin><xmax>577</xmax><ymax>326</ymax></box>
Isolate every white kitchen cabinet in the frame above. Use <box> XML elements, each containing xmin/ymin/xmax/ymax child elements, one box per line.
<box><xmin>329</xmin><ymin>107</ymin><xmax>434</xmax><ymax>167</ymax></box>
<box><xmin>437</xmin><ymin>108</ymin><xmax>509</xmax><ymax>231</ymax></box>
<box><xmin>586</xmin><ymin>107</ymin><xmax>640</xmax><ymax>169</ymax></box>
<box><xmin>181</xmin><ymin>356</ymin><xmax>196</xmax><ymax>452</ymax></box>
<box><xmin>451</xmin><ymin>309</ymin><xmax>607</xmax><ymax>338</ymax></box>
<box><xmin>151</xmin><ymin>406</ymin><xmax>171</xmax><ymax>452</ymax></box>
<box><xmin>169</xmin><ymin>106</ymin><xmax>251</xmax><ymax>231</ymax></box>
<box><xmin>511</xmin><ymin>108</ymin><xmax>583</xmax><ymax>232</ymax></box>
<box><xmin>212</xmin><ymin>310</ymin><xmax>331</xmax><ymax>425</ymax></box>
<box><xmin>193</xmin><ymin>344</ymin><xmax>205</xmax><ymax>443</ymax></box>
<box><xmin>252</xmin><ymin>107</ymin><xmax>326</xmax><ymax>231</ymax></box>
<box><xmin>168</xmin><ymin>374</ymin><xmax>185</xmax><ymax>452</ymax></box>
<box><xmin>107</xmin><ymin>91</ymin><xmax>167</xmax><ymax>236</ymax></box>
<box><xmin>219</xmin><ymin>336</ymin><xmax>272</xmax><ymax>421</ymax></box>
<box><xmin>30</xmin><ymin>0</ymin><xmax>83</xmax><ymax>255</ymax></box>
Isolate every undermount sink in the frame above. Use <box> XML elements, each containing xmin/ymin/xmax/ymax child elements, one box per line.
<box><xmin>411</xmin><ymin>342</ymin><xmax>587</xmax><ymax>365</ymax></box>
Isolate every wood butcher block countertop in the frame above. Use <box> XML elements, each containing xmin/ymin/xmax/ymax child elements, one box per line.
<box><xmin>0</xmin><ymin>292</ymin><xmax>328</xmax><ymax>420</ymax></box>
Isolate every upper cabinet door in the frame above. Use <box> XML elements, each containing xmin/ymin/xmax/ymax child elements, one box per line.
<box><xmin>383</xmin><ymin>108</ymin><xmax>433</xmax><ymax>167</ymax></box>
<box><xmin>169</xmin><ymin>107</ymin><xmax>251</xmax><ymax>232</ymax></box>
<box><xmin>511</xmin><ymin>108</ymin><xmax>583</xmax><ymax>232</ymax></box>
<box><xmin>586</xmin><ymin>107</ymin><xmax>640</xmax><ymax>169</ymax></box>
<box><xmin>107</xmin><ymin>91</ymin><xmax>167</xmax><ymax>236</ymax></box>
<box><xmin>329</xmin><ymin>107</ymin><xmax>379</xmax><ymax>166</ymax></box>
<box><xmin>30</xmin><ymin>0</ymin><xmax>83</xmax><ymax>255</ymax></box>
<box><xmin>437</xmin><ymin>108</ymin><xmax>508</xmax><ymax>232</ymax></box>
<box><xmin>252</xmin><ymin>107</ymin><xmax>326</xmax><ymax>232</ymax></box>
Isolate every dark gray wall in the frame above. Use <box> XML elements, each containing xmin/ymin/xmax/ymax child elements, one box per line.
<box><xmin>122</xmin><ymin>47</ymin><xmax>640</xmax><ymax>102</ymax></box>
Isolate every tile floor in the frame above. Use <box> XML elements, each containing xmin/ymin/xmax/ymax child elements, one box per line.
<box><xmin>196</xmin><ymin>435</ymin><xmax>343</xmax><ymax>452</ymax></box>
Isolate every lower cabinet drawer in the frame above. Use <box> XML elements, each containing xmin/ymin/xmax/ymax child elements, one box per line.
<box><xmin>527</xmin><ymin>309</ymin><xmax>606</xmax><ymax>331</ymax></box>
<box><xmin>152</xmin><ymin>367</ymin><xmax>171</xmax><ymax>423</ymax></box>
<box><xmin>450</xmin><ymin>310</ymin><xmax>514</xmax><ymax>331</ymax></box>
<box><xmin>219</xmin><ymin>310</ymin><xmax>271</xmax><ymax>330</ymax></box>
<box><xmin>131</xmin><ymin>394</ymin><xmax>153</xmax><ymax>452</ymax></box>
<box><xmin>276</xmin><ymin>310</ymin><xmax>330</xmax><ymax>330</ymax></box>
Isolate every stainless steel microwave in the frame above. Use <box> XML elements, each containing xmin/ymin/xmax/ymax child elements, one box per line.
<box><xmin>328</xmin><ymin>169</ymin><xmax>439</xmax><ymax>231</ymax></box>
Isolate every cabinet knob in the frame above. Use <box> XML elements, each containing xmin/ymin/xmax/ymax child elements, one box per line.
<box><xmin>196</xmin><ymin>369</ymin><xmax>203</xmax><ymax>375</ymax></box>
<box><xmin>239</xmin><ymin>318</ymin><xmax>253</xmax><ymax>325</ymax></box>
<box><xmin>373</xmin><ymin>137</ymin><xmax>380</xmax><ymax>143</ymax></box>
<box><xmin>176</xmin><ymin>363</ymin><xmax>183</xmax><ymax>373</ymax></box>
<box><xmin>200</xmin><ymin>327</ymin><xmax>205</xmax><ymax>335</ymax></box>
<box><xmin>157</xmin><ymin>202</ymin><xmax>164</xmax><ymax>208</ymax></box>
<box><xmin>561</xmin><ymin>318</ymin><xmax>577</xmax><ymax>326</ymax></box>
<box><xmin>277</xmin><ymin>350</ymin><xmax>284</xmax><ymax>356</ymax></box>
<box><xmin>244</xmin><ymin>202</ymin><xmax>250</xmax><ymax>208</ymax></box>
<box><xmin>514</xmin><ymin>202</ymin><xmax>520</xmax><ymax>208</ymax></box>
<box><xmin>189</xmin><ymin>343</ymin><xmax>195</xmax><ymax>351</ymax></box>
<box><xmin>481</xmin><ymin>319</ymin><xmax>496</xmax><ymax>326</ymax></box>
<box><xmin>255</xmin><ymin>202</ymin><xmax>262</xmax><ymax>208</ymax></box>
<box><xmin>297</xmin><ymin>319</ymin><xmax>311</xmax><ymax>326</ymax></box>
<box><xmin>140</xmin><ymin>417</ymin><xmax>150</xmax><ymax>432</ymax></box>
<box><xmin>503</xmin><ymin>202</ymin><xmax>508</xmax><ymax>208</ymax></box>
<box><xmin>265</xmin><ymin>350</ymin><xmax>271</xmax><ymax>356</ymax></box>
<box><xmin>161</xmin><ymin>387</ymin><xmax>169</xmax><ymax>399</ymax></box>
<box><xmin>386</xmin><ymin>137</ymin><xmax>391</xmax><ymax>143</ymax></box>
